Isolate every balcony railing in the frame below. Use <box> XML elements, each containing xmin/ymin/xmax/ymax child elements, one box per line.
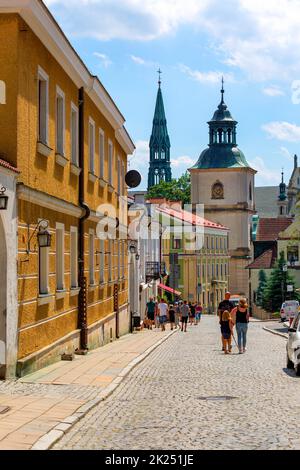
<box><xmin>146</xmin><ymin>262</ymin><xmax>167</xmax><ymax>281</ymax></box>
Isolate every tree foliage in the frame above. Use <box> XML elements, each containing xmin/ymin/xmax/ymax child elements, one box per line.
<box><xmin>262</xmin><ymin>251</ymin><xmax>299</xmax><ymax>312</ymax></box>
<box><xmin>256</xmin><ymin>269</ymin><xmax>267</xmax><ymax>307</ymax></box>
<box><xmin>147</xmin><ymin>172</ymin><xmax>191</xmax><ymax>206</ymax></box>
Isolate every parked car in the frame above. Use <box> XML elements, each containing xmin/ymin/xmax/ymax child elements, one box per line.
<box><xmin>286</xmin><ymin>312</ymin><xmax>300</xmax><ymax>376</ymax></box>
<box><xmin>280</xmin><ymin>300</ymin><xmax>299</xmax><ymax>324</ymax></box>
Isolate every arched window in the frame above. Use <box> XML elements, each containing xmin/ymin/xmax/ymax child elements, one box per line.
<box><xmin>249</xmin><ymin>182</ymin><xmax>252</xmax><ymax>201</ymax></box>
<box><xmin>161</xmin><ymin>149</ymin><xmax>165</xmax><ymax>160</ymax></box>
<box><xmin>211</xmin><ymin>181</ymin><xmax>224</xmax><ymax>200</ymax></box>
<box><xmin>217</xmin><ymin>128</ymin><xmax>223</xmax><ymax>143</ymax></box>
<box><xmin>227</xmin><ymin>129</ymin><xmax>232</xmax><ymax>143</ymax></box>
<box><xmin>160</xmin><ymin>168</ymin><xmax>166</xmax><ymax>182</ymax></box>
<box><xmin>154</xmin><ymin>151</ymin><xmax>159</xmax><ymax>160</ymax></box>
<box><xmin>154</xmin><ymin>168</ymin><xmax>159</xmax><ymax>185</ymax></box>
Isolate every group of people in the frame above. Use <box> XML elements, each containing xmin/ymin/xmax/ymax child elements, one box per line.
<box><xmin>218</xmin><ymin>292</ymin><xmax>249</xmax><ymax>355</ymax></box>
<box><xmin>145</xmin><ymin>298</ymin><xmax>203</xmax><ymax>332</ymax></box>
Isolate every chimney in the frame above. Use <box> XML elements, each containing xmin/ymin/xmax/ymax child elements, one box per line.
<box><xmin>295</xmin><ymin>154</ymin><xmax>298</xmax><ymax>170</ymax></box>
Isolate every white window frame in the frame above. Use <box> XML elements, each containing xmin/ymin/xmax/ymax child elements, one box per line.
<box><xmin>108</xmin><ymin>239</ymin><xmax>112</xmax><ymax>281</ymax></box>
<box><xmin>70</xmin><ymin>226</ymin><xmax>78</xmax><ymax>288</ymax></box>
<box><xmin>37</xmin><ymin>66</ymin><xmax>49</xmax><ymax>145</ymax></box>
<box><xmin>99</xmin><ymin>239</ymin><xmax>105</xmax><ymax>284</ymax></box>
<box><xmin>108</xmin><ymin>140</ymin><xmax>113</xmax><ymax>185</ymax></box>
<box><xmin>71</xmin><ymin>103</ymin><xmax>79</xmax><ymax>166</ymax></box>
<box><xmin>99</xmin><ymin>129</ymin><xmax>105</xmax><ymax>179</ymax></box>
<box><xmin>89</xmin><ymin>118</ymin><xmax>96</xmax><ymax>174</ymax></box>
<box><xmin>56</xmin><ymin>86</ymin><xmax>65</xmax><ymax>156</ymax></box>
<box><xmin>56</xmin><ymin>223</ymin><xmax>65</xmax><ymax>291</ymax></box>
<box><xmin>89</xmin><ymin>229</ymin><xmax>95</xmax><ymax>286</ymax></box>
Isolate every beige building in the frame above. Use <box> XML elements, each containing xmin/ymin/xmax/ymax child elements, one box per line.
<box><xmin>190</xmin><ymin>84</ymin><xmax>256</xmax><ymax>299</ymax></box>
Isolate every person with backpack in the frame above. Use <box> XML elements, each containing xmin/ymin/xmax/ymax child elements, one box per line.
<box><xmin>231</xmin><ymin>298</ymin><xmax>249</xmax><ymax>354</ymax></box>
<box><xmin>180</xmin><ymin>300</ymin><xmax>190</xmax><ymax>332</ymax></box>
<box><xmin>145</xmin><ymin>297</ymin><xmax>156</xmax><ymax>330</ymax></box>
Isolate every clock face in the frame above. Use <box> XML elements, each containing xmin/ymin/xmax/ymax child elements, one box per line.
<box><xmin>212</xmin><ymin>182</ymin><xmax>224</xmax><ymax>199</ymax></box>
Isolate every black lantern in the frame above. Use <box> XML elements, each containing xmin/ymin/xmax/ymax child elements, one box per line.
<box><xmin>0</xmin><ymin>187</ymin><xmax>8</xmax><ymax>210</ymax></box>
<box><xmin>135</xmin><ymin>253</ymin><xmax>140</xmax><ymax>261</ymax></box>
<box><xmin>129</xmin><ymin>244</ymin><xmax>137</xmax><ymax>254</ymax></box>
<box><xmin>37</xmin><ymin>228</ymin><xmax>52</xmax><ymax>248</ymax></box>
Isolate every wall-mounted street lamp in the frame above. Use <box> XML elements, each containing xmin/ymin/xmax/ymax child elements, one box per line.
<box><xmin>0</xmin><ymin>187</ymin><xmax>8</xmax><ymax>210</ymax></box>
<box><xmin>27</xmin><ymin>219</ymin><xmax>52</xmax><ymax>254</ymax></box>
<box><xmin>135</xmin><ymin>254</ymin><xmax>140</xmax><ymax>261</ymax></box>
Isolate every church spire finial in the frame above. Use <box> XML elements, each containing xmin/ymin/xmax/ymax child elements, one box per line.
<box><xmin>157</xmin><ymin>68</ymin><xmax>162</xmax><ymax>88</ymax></box>
<box><xmin>221</xmin><ymin>76</ymin><xmax>225</xmax><ymax>103</ymax></box>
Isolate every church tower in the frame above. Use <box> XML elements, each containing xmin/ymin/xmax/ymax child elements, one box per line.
<box><xmin>190</xmin><ymin>80</ymin><xmax>256</xmax><ymax>298</ymax></box>
<box><xmin>147</xmin><ymin>71</ymin><xmax>172</xmax><ymax>190</ymax></box>
<box><xmin>278</xmin><ymin>170</ymin><xmax>288</xmax><ymax>217</ymax></box>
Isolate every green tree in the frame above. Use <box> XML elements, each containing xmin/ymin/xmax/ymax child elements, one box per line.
<box><xmin>147</xmin><ymin>172</ymin><xmax>191</xmax><ymax>206</ymax></box>
<box><xmin>256</xmin><ymin>269</ymin><xmax>267</xmax><ymax>307</ymax></box>
<box><xmin>263</xmin><ymin>251</ymin><xmax>299</xmax><ymax>312</ymax></box>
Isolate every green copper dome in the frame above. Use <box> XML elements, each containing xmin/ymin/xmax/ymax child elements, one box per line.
<box><xmin>192</xmin><ymin>79</ymin><xmax>251</xmax><ymax>170</ymax></box>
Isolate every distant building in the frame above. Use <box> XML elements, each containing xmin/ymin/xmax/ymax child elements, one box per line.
<box><xmin>147</xmin><ymin>74</ymin><xmax>172</xmax><ymax>190</ymax></box>
<box><xmin>255</xmin><ymin>186</ymin><xmax>278</xmax><ymax>218</ymax></box>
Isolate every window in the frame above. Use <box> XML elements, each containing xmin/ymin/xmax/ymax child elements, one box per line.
<box><xmin>287</xmin><ymin>246</ymin><xmax>299</xmax><ymax>265</ymax></box>
<box><xmin>211</xmin><ymin>238</ymin><xmax>214</xmax><ymax>249</ymax></box>
<box><xmin>71</xmin><ymin>104</ymin><xmax>79</xmax><ymax>165</ymax></box>
<box><xmin>89</xmin><ymin>118</ymin><xmax>95</xmax><ymax>173</ymax></box>
<box><xmin>122</xmin><ymin>241</ymin><xmax>125</xmax><ymax>278</ymax></box>
<box><xmin>56</xmin><ymin>87</ymin><xmax>65</xmax><ymax>155</ymax></box>
<box><xmin>39</xmin><ymin>219</ymin><xmax>50</xmax><ymax>295</ymax></box>
<box><xmin>172</xmin><ymin>238</ymin><xmax>182</xmax><ymax>250</ymax></box>
<box><xmin>202</xmin><ymin>264</ymin><xmax>206</xmax><ymax>278</ymax></box>
<box><xmin>249</xmin><ymin>182</ymin><xmax>252</xmax><ymax>201</ymax></box>
<box><xmin>117</xmin><ymin>157</ymin><xmax>121</xmax><ymax>194</ymax></box>
<box><xmin>99</xmin><ymin>239</ymin><xmax>105</xmax><ymax>284</ymax></box>
<box><xmin>38</xmin><ymin>66</ymin><xmax>49</xmax><ymax>145</ymax></box>
<box><xmin>56</xmin><ymin>223</ymin><xmax>65</xmax><ymax>291</ymax></box>
<box><xmin>99</xmin><ymin>129</ymin><xmax>105</xmax><ymax>179</ymax></box>
<box><xmin>108</xmin><ymin>141</ymin><xmax>113</xmax><ymax>185</ymax></box>
<box><xmin>108</xmin><ymin>240</ymin><xmax>112</xmax><ymax>281</ymax></box>
<box><xmin>216</xmin><ymin>238</ymin><xmax>219</xmax><ymax>250</ymax></box>
<box><xmin>89</xmin><ymin>230</ymin><xmax>95</xmax><ymax>285</ymax></box>
<box><xmin>70</xmin><ymin>227</ymin><xmax>78</xmax><ymax>288</ymax></box>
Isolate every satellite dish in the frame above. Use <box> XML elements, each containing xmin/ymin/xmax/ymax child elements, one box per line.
<box><xmin>125</xmin><ymin>170</ymin><xmax>141</xmax><ymax>188</ymax></box>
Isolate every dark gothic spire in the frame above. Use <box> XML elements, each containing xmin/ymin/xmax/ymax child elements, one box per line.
<box><xmin>147</xmin><ymin>74</ymin><xmax>172</xmax><ymax>190</ymax></box>
<box><xmin>279</xmin><ymin>169</ymin><xmax>287</xmax><ymax>201</ymax></box>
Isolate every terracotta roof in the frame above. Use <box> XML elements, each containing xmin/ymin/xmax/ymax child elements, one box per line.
<box><xmin>256</xmin><ymin>217</ymin><xmax>293</xmax><ymax>242</ymax></box>
<box><xmin>247</xmin><ymin>248</ymin><xmax>276</xmax><ymax>270</ymax></box>
<box><xmin>0</xmin><ymin>158</ymin><xmax>20</xmax><ymax>174</ymax></box>
<box><xmin>157</xmin><ymin>206</ymin><xmax>229</xmax><ymax>231</ymax></box>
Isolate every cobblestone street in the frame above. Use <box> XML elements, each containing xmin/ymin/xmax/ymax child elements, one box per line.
<box><xmin>54</xmin><ymin>317</ymin><xmax>300</xmax><ymax>450</ymax></box>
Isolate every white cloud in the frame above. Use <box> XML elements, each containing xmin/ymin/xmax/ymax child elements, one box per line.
<box><xmin>248</xmin><ymin>157</ymin><xmax>280</xmax><ymax>184</ymax></box>
<box><xmin>262</xmin><ymin>85</ymin><xmax>285</xmax><ymax>97</ymax></box>
<box><xmin>128</xmin><ymin>140</ymin><xmax>149</xmax><ymax>183</ymax></box>
<box><xmin>262</xmin><ymin>122</ymin><xmax>300</xmax><ymax>143</ymax></box>
<box><xmin>130</xmin><ymin>55</ymin><xmax>158</xmax><ymax>67</ymax></box>
<box><xmin>279</xmin><ymin>146</ymin><xmax>293</xmax><ymax>162</ymax></box>
<box><xmin>93</xmin><ymin>52</ymin><xmax>112</xmax><ymax>68</ymax></box>
<box><xmin>179</xmin><ymin>64</ymin><xmax>234</xmax><ymax>84</ymax></box>
<box><xmin>171</xmin><ymin>156</ymin><xmax>195</xmax><ymax>168</ymax></box>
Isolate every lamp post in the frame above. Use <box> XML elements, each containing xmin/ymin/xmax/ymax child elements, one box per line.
<box><xmin>0</xmin><ymin>187</ymin><xmax>8</xmax><ymax>210</ymax></box>
<box><xmin>282</xmin><ymin>263</ymin><xmax>288</xmax><ymax>305</ymax></box>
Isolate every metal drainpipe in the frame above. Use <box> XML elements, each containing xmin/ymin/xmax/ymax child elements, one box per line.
<box><xmin>78</xmin><ymin>86</ymin><xmax>90</xmax><ymax>351</ymax></box>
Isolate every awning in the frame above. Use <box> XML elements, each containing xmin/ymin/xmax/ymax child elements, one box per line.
<box><xmin>158</xmin><ymin>283</ymin><xmax>181</xmax><ymax>296</ymax></box>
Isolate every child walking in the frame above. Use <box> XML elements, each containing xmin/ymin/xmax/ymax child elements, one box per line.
<box><xmin>220</xmin><ymin>310</ymin><xmax>233</xmax><ymax>354</ymax></box>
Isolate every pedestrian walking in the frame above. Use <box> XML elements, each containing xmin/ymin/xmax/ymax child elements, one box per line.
<box><xmin>195</xmin><ymin>303</ymin><xmax>203</xmax><ymax>325</ymax></box>
<box><xmin>180</xmin><ymin>300</ymin><xmax>190</xmax><ymax>332</ymax></box>
<box><xmin>145</xmin><ymin>297</ymin><xmax>156</xmax><ymax>330</ymax></box>
<box><xmin>174</xmin><ymin>302</ymin><xmax>181</xmax><ymax>328</ymax></box>
<box><xmin>218</xmin><ymin>292</ymin><xmax>234</xmax><ymax>352</ymax></box>
<box><xmin>154</xmin><ymin>299</ymin><xmax>160</xmax><ymax>329</ymax></box>
<box><xmin>189</xmin><ymin>302</ymin><xmax>196</xmax><ymax>325</ymax></box>
<box><xmin>232</xmin><ymin>298</ymin><xmax>249</xmax><ymax>354</ymax></box>
<box><xmin>158</xmin><ymin>298</ymin><xmax>168</xmax><ymax>332</ymax></box>
<box><xmin>220</xmin><ymin>310</ymin><xmax>234</xmax><ymax>354</ymax></box>
<box><xmin>169</xmin><ymin>304</ymin><xmax>175</xmax><ymax>330</ymax></box>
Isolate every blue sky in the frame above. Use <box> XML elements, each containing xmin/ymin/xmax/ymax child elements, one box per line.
<box><xmin>45</xmin><ymin>0</ymin><xmax>300</xmax><ymax>190</ymax></box>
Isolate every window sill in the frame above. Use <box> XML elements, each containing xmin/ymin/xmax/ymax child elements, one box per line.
<box><xmin>55</xmin><ymin>153</ymin><xmax>68</xmax><ymax>167</ymax></box>
<box><xmin>37</xmin><ymin>294</ymin><xmax>53</xmax><ymax>306</ymax></box>
<box><xmin>56</xmin><ymin>289</ymin><xmax>67</xmax><ymax>300</ymax></box>
<box><xmin>37</xmin><ymin>141</ymin><xmax>52</xmax><ymax>158</ymax></box>
<box><xmin>70</xmin><ymin>163</ymin><xmax>82</xmax><ymax>176</ymax></box>
<box><xmin>99</xmin><ymin>282</ymin><xmax>106</xmax><ymax>288</ymax></box>
<box><xmin>99</xmin><ymin>177</ymin><xmax>108</xmax><ymax>188</ymax></box>
<box><xmin>88</xmin><ymin>172</ymin><xmax>97</xmax><ymax>183</ymax></box>
<box><xmin>89</xmin><ymin>284</ymin><xmax>97</xmax><ymax>291</ymax></box>
<box><xmin>108</xmin><ymin>184</ymin><xmax>114</xmax><ymax>194</ymax></box>
<box><xmin>70</xmin><ymin>287</ymin><xmax>81</xmax><ymax>297</ymax></box>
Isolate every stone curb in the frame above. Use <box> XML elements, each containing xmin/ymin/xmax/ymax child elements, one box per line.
<box><xmin>31</xmin><ymin>328</ymin><xmax>178</xmax><ymax>451</ymax></box>
<box><xmin>263</xmin><ymin>326</ymin><xmax>288</xmax><ymax>339</ymax></box>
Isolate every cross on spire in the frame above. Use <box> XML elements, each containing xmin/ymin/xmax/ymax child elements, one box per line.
<box><xmin>221</xmin><ymin>76</ymin><xmax>225</xmax><ymax>103</ymax></box>
<box><xmin>157</xmin><ymin>68</ymin><xmax>162</xmax><ymax>87</ymax></box>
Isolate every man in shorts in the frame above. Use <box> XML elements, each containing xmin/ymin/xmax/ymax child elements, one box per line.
<box><xmin>180</xmin><ymin>300</ymin><xmax>190</xmax><ymax>332</ymax></box>
<box><xmin>218</xmin><ymin>292</ymin><xmax>234</xmax><ymax>351</ymax></box>
<box><xmin>158</xmin><ymin>298</ymin><xmax>168</xmax><ymax>332</ymax></box>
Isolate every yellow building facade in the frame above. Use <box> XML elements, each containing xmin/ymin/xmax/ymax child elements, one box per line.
<box><xmin>0</xmin><ymin>2</ymin><xmax>134</xmax><ymax>377</ymax></box>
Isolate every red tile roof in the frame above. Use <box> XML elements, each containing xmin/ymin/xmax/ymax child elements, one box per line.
<box><xmin>247</xmin><ymin>248</ymin><xmax>276</xmax><ymax>270</ymax></box>
<box><xmin>256</xmin><ymin>217</ymin><xmax>293</xmax><ymax>242</ymax></box>
<box><xmin>0</xmin><ymin>157</ymin><xmax>20</xmax><ymax>174</ymax></box>
<box><xmin>157</xmin><ymin>206</ymin><xmax>229</xmax><ymax>231</ymax></box>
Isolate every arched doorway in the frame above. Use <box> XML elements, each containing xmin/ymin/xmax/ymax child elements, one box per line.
<box><xmin>0</xmin><ymin>216</ymin><xmax>7</xmax><ymax>379</ymax></box>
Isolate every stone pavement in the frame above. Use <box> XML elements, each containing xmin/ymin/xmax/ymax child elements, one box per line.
<box><xmin>54</xmin><ymin>316</ymin><xmax>300</xmax><ymax>450</ymax></box>
<box><xmin>0</xmin><ymin>326</ymin><xmax>176</xmax><ymax>450</ymax></box>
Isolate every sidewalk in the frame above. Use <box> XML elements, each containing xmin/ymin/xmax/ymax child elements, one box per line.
<box><xmin>0</xmin><ymin>326</ymin><xmax>177</xmax><ymax>450</ymax></box>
